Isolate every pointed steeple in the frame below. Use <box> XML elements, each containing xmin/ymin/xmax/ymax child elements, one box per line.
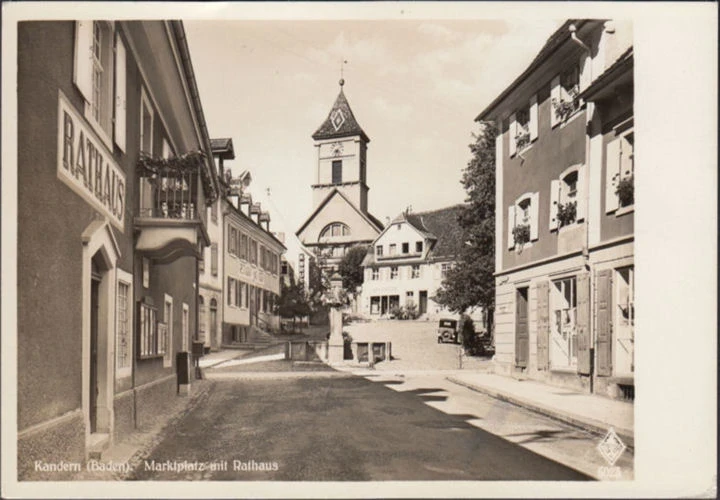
<box><xmin>312</xmin><ymin>80</ymin><xmax>370</xmax><ymax>143</ymax></box>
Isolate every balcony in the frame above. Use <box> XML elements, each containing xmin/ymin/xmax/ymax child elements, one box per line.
<box><xmin>134</xmin><ymin>153</ymin><xmax>210</xmax><ymax>264</ymax></box>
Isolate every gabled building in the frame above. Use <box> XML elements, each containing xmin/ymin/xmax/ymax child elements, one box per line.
<box><xmin>296</xmin><ymin>79</ymin><xmax>384</xmax><ymax>273</ymax></box>
<box><xmin>360</xmin><ymin>206</ymin><xmax>473</xmax><ymax>320</ymax></box>
<box><xmin>476</xmin><ymin>20</ymin><xmax>634</xmax><ymax>400</ymax></box>
<box><xmin>17</xmin><ymin>20</ymin><xmax>219</xmax><ymax>478</ymax></box>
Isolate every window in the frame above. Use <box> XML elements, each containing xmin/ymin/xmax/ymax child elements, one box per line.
<box><xmin>229</xmin><ymin>226</ymin><xmax>236</xmax><ymax>256</ymax></box>
<box><xmin>199</xmin><ymin>247</ymin><xmax>205</xmax><ymax>273</ymax></box>
<box><xmin>551</xmin><ymin>65</ymin><xmax>581</xmax><ymax>127</ymax></box>
<box><xmin>241</xmin><ymin>233</ymin><xmax>248</xmax><ymax>260</ymax></box>
<box><xmin>182</xmin><ymin>303</ymin><xmax>189</xmax><ymax>352</ymax></box>
<box><xmin>389</xmin><ymin>244</ymin><xmax>397</xmax><ymax>256</ymax></box>
<box><xmin>441</xmin><ymin>263</ymin><xmax>451</xmax><ymax>279</ymax></box>
<box><xmin>371</xmin><ymin>268</ymin><xmax>379</xmax><ymax>280</ymax></box>
<box><xmin>281</xmin><ymin>261</ymin><xmax>288</xmax><ymax>275</ymax></box>
<box><xmin>406</xmin><ymin>291</ymin><xmax>414</xmax><ymax>300</ymax></box>
<box><xmin>402</xmin><ymin>242</ymin><xmax>409</xmax><ymax>254</ymax></box>
<box><xmin>376</xmin><ymin>245</ymin><xmax>383</xmax><ymax>257</ymax></box>
<box><xmin>411</xmin><ymin>265</ymin><xmax>420</xmax><ymax>279</ymax></box>
<box><xmin>390</xmin><ymin>266</ymin><xmax>399</xmax><ymax>280</ymax></box>
<box><xmin>138</xmin><ymin>301</ymin><xmax>158</xmax><ymax>359</ymax></box>
<box><xmin>199</xmin><ymin>295</ymin><xmax>206</xmax><ymax>339</ymax></box>
<box><xmin>74</xmin><ymin>21</ymin><xmax>116</xmax><ymax>143</ymax></box>
<box><xmin>320</xmin><ymin>222</ymin><xmax>350</xmax><ymax>238</ymax></box>
<box><xmin>235</xmin><ymin>280</ymin><xmax>242</xmax><ymax>308</ymax></box>
<box><xmin>615</xmin><ymin>266</ymin><xmax>635</xmax><ymax>376</ymax></box>
<box><xmin>116</xmin><ymin>278</ymin><xmax>131</xmax><ymax>376</ymax></box>
<box><xmin>550</xmin><ymin>166</ymin><xmax>586</xmax><ymax>230</ymax></box>
<box><xmin>211</xmin><ymin>201</ymin><xmax>218</xmax><ymax>224</ymax></box>
<box><xmin>550</xmin><ymin>277</ymin><xmax>577</xmax><ymax>369</ymax></box>
<box><xmin>507</xmin><ymin>193</ymin><xmax>539</xmax><ymax>250</ymax></box>
<box><xmin>228</xmin><ymin>277</ymin><xmax>235</xmax><ymax>306</ymax></box>
<box><xmin>142</xmin><ymin>257</ymin><xmax>150</xmax><ymax>288</ymax></box>
<box><xmin>140</xmin><ymin>87</ymin><xmax>153</xmax><ymax>155</ymax></box>
<box><xmin>416</xmin><ymin>241</ymin><xmax>423</xmax><ymax>253</ymax></box>
<box><xmin>242</xmin><ymin>283</ymin><xmax>249</xmax><ymax>308</ymax></box>
<box><xmin>163</xmin><ymin>295</ymin><xmax>173</xmax><ymax>367</ymax></box>
<box><xmin>251</xmin><ymin>240</ymin><xmax>258</xmax><ymax>265</ymax></box>
<box><xmin>509</xmin><ymin>95</ymin><xmax>538</xmax><ymax>156</ymax></box>
<box><xmin>370</xmin><ymin>296</ymin><xmax>380</xmax><ymax>315</ymax></box>
<box><xmin>332</xmin><ymin>160</ymin><xmax>342</xmax><ymax>184</ymax></box>
<box><xmin>211</xmin><ymin>243</ymin><xmax>218</xmax><ymax>276</ymax></box>
<box><xmin>606</xmin><ymin>129</ymin><xmax>634</xmax><ymax>213</ymax></box>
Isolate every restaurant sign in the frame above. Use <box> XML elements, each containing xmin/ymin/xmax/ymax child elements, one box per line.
<box><xmin>57</xmin><ymin>91</ymin><xmax>126</xmax><ymax>231</ymax></box>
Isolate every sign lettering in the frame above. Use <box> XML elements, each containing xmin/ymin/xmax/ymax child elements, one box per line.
<box><xmin>57</xmin><ymin>92</ymin><xmax>125</xmax><ymax>230</ymax></box>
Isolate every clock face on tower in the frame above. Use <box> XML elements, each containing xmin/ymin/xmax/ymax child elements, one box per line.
<box><xmin>330</xmin><ymin>142</ymin><xmax>344</xmax><ymax>156</ymax></box>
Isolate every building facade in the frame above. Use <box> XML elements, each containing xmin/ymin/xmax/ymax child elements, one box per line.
<box><xmin>17</xmin><ymin>20</ymin><xmax>219</xmax><ymax>478</ymax></box>
<box><xmin>296</xmin><ymin>79</ymin><xmax>384</xmax><ymax>273</ymax></box>
<box><xmin>221</xmin><ymin>191</ymin><xmax>285</xmax><ymax>345</ymax></box>
<box><xmin>476</xmin><ymin>19</ymin><xmax>634</xmax><ymax>400</ymax></box>
<box><xmin>360</xmin><ymin>206</ymin><xmax>482</xmax><ymax>322</ymax></box>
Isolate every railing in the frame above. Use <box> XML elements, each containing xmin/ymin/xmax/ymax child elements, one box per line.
<box><xmin>138</xmin><ymin>172</ymin><xmax>201</xmax><ymax>221</ymax></box>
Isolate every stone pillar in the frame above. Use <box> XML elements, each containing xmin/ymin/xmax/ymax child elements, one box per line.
<box><xmin>327</xmin><ymin>273</ymin><xmax>345</xmax><ymax>364</ymax></box>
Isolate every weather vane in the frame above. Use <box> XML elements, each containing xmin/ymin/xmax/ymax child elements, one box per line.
<box><xmin>339</xmin><ymin>59</ymin><xmax>348</xmax><ymax>86</ymax></box>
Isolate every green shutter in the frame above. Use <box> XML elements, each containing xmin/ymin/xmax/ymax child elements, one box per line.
<box><xmin>536</xmin><ymin>281</ymin><xmax>550</xmax><ymax>370</ymax></box>
<box><xmin>595</xmin><ymin>269</ymin><xmax>613</xmax><ymax>376</ymax></box>
<box><xmin>576</xmin><ymin>272</ymin><xmax>591</xmax><ymax>375</ymax></box>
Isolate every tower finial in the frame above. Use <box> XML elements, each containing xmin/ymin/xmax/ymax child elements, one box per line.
<box><xmin>339</xmin><ymin>59</ymin><xmax>347</xmax><ymax>87</ymax></box>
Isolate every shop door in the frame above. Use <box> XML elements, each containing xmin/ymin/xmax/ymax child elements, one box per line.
<box><xmin>419</xmin><ymin>291</ymin><xmax>428</xmax><ymax>315</ymax></box>
<box><xmin>615</xmin><ymin>267</ymin><xmax>635</xmax><ymax>376</ymax></box>
<box><xmin>381</xmin><ymin>296</ymin><xmax>388</xmax><ymax>315</ymax></box>
<box><xmin>515</xmin><ymin>287</ymin><xmax>529</xmax><ymax>368</ymax></box>
<box><xmin>89</xmin><ymin>273</ymin><xmax>100</xmax><ymax>433</ymax></box>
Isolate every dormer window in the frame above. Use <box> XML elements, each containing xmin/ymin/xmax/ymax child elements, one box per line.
<box><xmin>551</xmin><ymin>64</ymin><xmax>583</xmax><ymax>127</ymax></box>
<box><xmin>509</xmin><ymin>95</ymin><xmax>538</xmax><ymax>157</ymax></box>
<box><xmin>550</xmin><ymin>165</ymin><xmax>586</xmax><ymax>230</ymax></box>
<box><xmin>508</xmin><ymin>192</ymin><xmax>539</xmax><ymax>250</ymax></box>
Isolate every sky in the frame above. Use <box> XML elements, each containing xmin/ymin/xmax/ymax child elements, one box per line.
<box><xmin>184</xmin><ymin>18</ymin><xmax>562</xmax><ymax>237</ymax></box>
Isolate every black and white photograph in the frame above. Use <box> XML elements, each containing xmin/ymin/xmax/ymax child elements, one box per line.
<box><xmin>1</xmin><ymin>2</ymin><xmax>716</xmax><ymax>498</ymax></box>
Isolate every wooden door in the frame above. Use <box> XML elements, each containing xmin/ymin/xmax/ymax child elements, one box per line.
<box><xmin>419</xmin><ymin>291</ymin><xmax>428</xmax><ymax>315</ymax></box>
<box><xmin>515</xmin><ymin>287</ymin><xmax>529</xmax><ymax>368</ymax></box>
<box><xmin>89</xmin><ymin>275</ymin><xmax>100</xmax><ymax>433</ymax></box>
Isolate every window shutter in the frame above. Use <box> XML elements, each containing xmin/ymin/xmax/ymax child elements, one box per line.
<box><xmin>536</xmin><ymin>281</ymin><xmax>550</xmax><ymax>370</ymax></box>
<box><xmin>620</xmin><ymin>135</ymin><xmax>634</xmax><ymax>179</ymax></box>
<box><xmin>508</xmin><ymin>113</ymin><xmax>517</xmax><ymax>157</ymax></box>
<box><xmin>576</xmin><ymin>164</ymin><xmax>587</xmax><ymax>222</ymax></box>
<box><xmin>530</xmin><ymin>192</ymin><xmax>539</xmax><ymax>241</ymax></box>
<box><xmin>549</xmin><ymin>179</ymin><xmax>560</xmax><ymax>231</ymax></box>
<box><xmin>550</xmin><ymin>75</ymin><xmax>561</xmax><ymax>128</ymax></box>
<box><xmin>595</xmin><ymin>269</ymin><xmax>613</xmax><ymax>376</ymax></box>
<box><xmin>529</xmin><ymin>95</ymin><xmax>539</xmax><ymax>142</ymax></box>
<box><xmin>605</xmin><ymin>138</ymin><xmax>621</xmax><ymax>213</ymax></box>
<box><xmin>211</xmin><ymin>244</ymin><xmax>218</xmax><ymax>276</ymax></box>
<box><xmin>576</xmin><ymin>272</ymin><xmax>591</xmax><ymax>375</ymax></box>
<box><xmin>74</xmin><ymin>21</ymin><xmax>94</xmax><ymax>102</ymax></box>
<box><xmin>507</xmin><ymin>205</ymin><xmax>516</xmax><ymax>249</ymax></box>
<box><xmin>114</xmin><ymin>33</ymin><xmax>127</xmax><ymax>152</ymax></box>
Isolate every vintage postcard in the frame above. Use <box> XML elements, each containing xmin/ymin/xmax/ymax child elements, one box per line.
<box><xmin>2</xmin><ymin>2</ymin><xmax>716</xmax><ymax>498</ymax></box>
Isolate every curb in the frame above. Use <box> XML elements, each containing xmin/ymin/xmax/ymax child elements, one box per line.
<box><xmin>446</xmin><ymin>376</ymin><xmax>634</xmax><ymax>449</ymax></box>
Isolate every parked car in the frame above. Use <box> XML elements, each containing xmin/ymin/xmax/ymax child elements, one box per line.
<box><xmin>437</xmin><ymin>319</ymin><xmax>459</xmax><ymax>344</ymax></box>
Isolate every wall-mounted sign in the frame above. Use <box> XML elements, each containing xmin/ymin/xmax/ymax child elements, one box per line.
<box><xmin>57</xmin><ymin>91</ymin><xmax>126</xmax><ymax>231</ymax></box>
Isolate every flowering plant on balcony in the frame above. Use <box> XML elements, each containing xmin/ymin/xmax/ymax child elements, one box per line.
<box><xmin>511</xmin><ymin>223</ymin><xmax>531</xmax><ymax>246</ymax></box>
<box><xmin>514</xmin><ymin>130</ymin><xmax>531</xmax><ymax>151</ymax></box>
<box><xmin>616</xmin><ymin>174</ymin><xmax>634</xmax><ymax>207</ymax></box>
<box><xmin>557</xmin><ymin>200</ymin><xmax>577</xmax><ymax>227</ymax></box>
<box><xmin>137</xmin><ymin>150</ymin><xmax>206</xmax><ymax>176</ymax></box>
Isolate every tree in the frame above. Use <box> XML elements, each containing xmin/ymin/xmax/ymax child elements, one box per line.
<box><xmin>338</xmin><ymin>245</ymin><xmax>369</xmax><ymax>295</ymax></box>
<box><xmin>434</xmin><ymin>121</ymin><xmax>497</xmax><ymax>335</ymax></box>
<box><xmin>277</xmin><ymin>274</ymin><xmax>312</xmax><ymax>332</ymax></box>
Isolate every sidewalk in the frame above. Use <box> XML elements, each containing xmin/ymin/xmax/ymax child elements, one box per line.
<box><xmin>447</xmin><ymin>372</ymin><xmax>634</xmax><ymax>448</ymax></box>
<box><xmin>197</xmin><ymin>349</ymin><xmax>245</xmax><ymax>368</ymax></box>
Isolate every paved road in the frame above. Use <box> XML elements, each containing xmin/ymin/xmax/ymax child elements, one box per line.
<box><xmin>345</xmin><ymin>319</ymin><xmax>492</xmax><ymax>371</ymax></box>
<box><xmin>129</xmin><ymin>366</ymin><xmax>591</xmax><ymax>481</ymax></box>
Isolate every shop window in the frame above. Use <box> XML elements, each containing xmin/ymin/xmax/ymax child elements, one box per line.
<box><xmin>550</xmin><ymin>165</ymin><xmax>586</xmax><ymax>230</ymax></box>
<box><xmin>550</xmin><ymin>277</ymin><xmax>577</xmax><ymax>369</ymax></box>
<box><xmin>606</xmin><ymin>129</ymin><xmax>634</xmax><ymax>213</ymax></box>
<box><xmin>507</xmin><ymin>192</ymin><xmax>539</xmax><ymax>250</ymax></box>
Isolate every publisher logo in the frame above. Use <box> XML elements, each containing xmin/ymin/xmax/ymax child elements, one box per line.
<box><xmin>597</xmin><ymin>427</ymin><xmax>626</xmax><ymax>466</ymax></box>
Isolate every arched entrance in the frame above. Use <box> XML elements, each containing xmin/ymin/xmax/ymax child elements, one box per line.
<box><xmin>81</xmin><ymin>220</ymin><xmax>120</xmax><ymax>454</ymax></box>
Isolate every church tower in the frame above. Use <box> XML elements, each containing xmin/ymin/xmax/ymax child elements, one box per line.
<box><xmin>296</xmin><ymin>79</ymin><xmax>383</xmax><ymax>272</ymax></box>
<box><xmin>311</xmin><ymin>78</ymin><xmax>370</xmax><ymax>213</ymax></box>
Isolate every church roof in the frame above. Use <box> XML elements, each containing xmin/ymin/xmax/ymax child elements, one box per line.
<box><xmin>312</xmin><ymin>84</ymin><xmax>370</xmax><ymax>143</ymax></box>
<box><xmin>295</xmin><ymin>188</ymin><xmax>384</xmax><ymax>238</ymax></box>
